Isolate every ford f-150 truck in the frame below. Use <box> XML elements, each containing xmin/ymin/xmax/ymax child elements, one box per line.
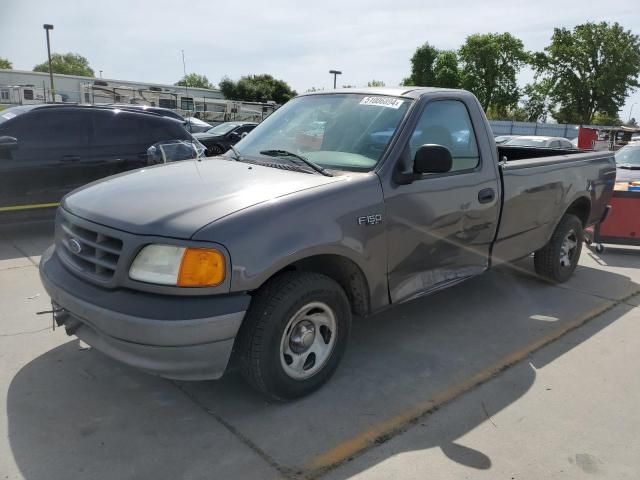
<box><xmin>39</xmin><ymin>87</ymin><xmax>616</xmax><ymax>400</ymax></box>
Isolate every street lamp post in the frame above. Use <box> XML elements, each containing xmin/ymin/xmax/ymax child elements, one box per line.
<box><xmin>43</xmin><ymin>24</ymin><xmax>55</xmax><ymax>102</ymax></box>
<box><xmin>329</xmin><ymin>70</ymin><xmax>342</xmax><ymax>89</ymax></box>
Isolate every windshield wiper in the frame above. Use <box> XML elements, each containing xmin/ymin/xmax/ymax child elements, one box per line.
<box><xmin>617</xmin><ymin>163</ymin><xmax>640</xmax><ymax>169</ymax></box>
<box><xmin>259</xmin><ymin>149</ymin><xmax>332</xmax><ymax>177</ymax></box>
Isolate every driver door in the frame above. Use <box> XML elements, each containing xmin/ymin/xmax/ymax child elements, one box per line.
<box><xmin>383</xmin><ymin>99</ymin><xmax>501</xmax><ymax>303</ymax></box>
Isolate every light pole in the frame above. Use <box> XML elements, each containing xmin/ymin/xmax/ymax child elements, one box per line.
<box><xmin>99</xmin><ymin>70</ymin><xmax>103</xmax><ymax>78</ymax></box>
<box><xmin>43</xmin><ymin>24</ymin><xmax>55</xmax><ymax>102</ymax></box>
<box><xmin>329</xmin><ymin>69</ymin><xmax>342</xmax><ymax>89</ymax></box>
<box><xmin>629</xmin><ymin>103</ymin><xmax>637</xmax><ymax>123</ymax></box>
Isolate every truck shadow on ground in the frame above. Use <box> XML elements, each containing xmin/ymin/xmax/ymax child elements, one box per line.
<box><xmin>7</xmin><ymin>263</ymin><xmax>638</xmax><ymax>479</ymax></box>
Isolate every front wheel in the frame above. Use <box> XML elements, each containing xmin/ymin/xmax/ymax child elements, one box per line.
<box><xmin>236</xmin><ymin>272</ymin><xmax>352</xmax><ymax>400</ymax></box>
<box><xmin>534</xmin><ymin>214</ymin><xmax>584</xmax><ymax>283</ymax></box>
<box><xmin>208</xmin><ymin>144</ymin><xmax>224</xmax><ymax>156</ymax></box>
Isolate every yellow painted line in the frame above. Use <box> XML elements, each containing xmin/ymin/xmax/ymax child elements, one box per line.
<box><xmin>306</xmin><ymin>295</ymin><xmax>637</xmax><ymax>477</ymax></box>
<box><xmin>0</xmin><ymin>202</ymin><xmax>60</xmax><ymax>212</ymax></box>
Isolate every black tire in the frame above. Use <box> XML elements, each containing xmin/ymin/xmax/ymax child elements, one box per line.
<box><xmin>534</xmin><ymin>214</ymin><xmax>584</xmax><ymax>283</ymax></box>
<box><xmin>595</xmin><ymin>244</ymin><xmax>605</xmax><ymax>254</ymax></box>
<box><xmin>235</xmin><ymin>271</ymin><xmax>352</xmax><ymax>401</ymax></box>
<box><xmin>209</xmin><ymin>144</ymin><xmax>223</xmax><ymax>156</ymax></box>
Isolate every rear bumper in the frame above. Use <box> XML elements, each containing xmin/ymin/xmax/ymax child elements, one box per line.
<box><xmin>39</xmin><ymin>246</ymin><xmax>250</xmax><ymax>380</ymax></box>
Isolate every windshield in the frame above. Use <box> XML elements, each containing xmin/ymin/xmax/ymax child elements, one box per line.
<box><xmin>206</xmin><ymin>123</ymin><xmax>239</xmax><ymax>135</ymax></box>
<box><xmin>234</xmin><ymin>94</ymin><xmax>412</xmax><ymax>171</ymax></box>
<box><xmin>615</xmin><ymin>145</ymin><xmax>640</xmax><ymax>166</ymax></box>
<box><xmin>504</xmin><ymin>137</ymin><xmax>550</xmax><ymax>147</ymax></box>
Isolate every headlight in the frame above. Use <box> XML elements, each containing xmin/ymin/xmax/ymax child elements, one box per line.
<box><xmin>129</xmin><ymin>244</ymin><xmax>225</xmax><ymax>287</ymax></box>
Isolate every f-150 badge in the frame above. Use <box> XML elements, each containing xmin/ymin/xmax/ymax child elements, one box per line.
<box><xmin>357</xmin><ymin>214</ymin><xmax>383</xmax><ymax>226</ymax></box>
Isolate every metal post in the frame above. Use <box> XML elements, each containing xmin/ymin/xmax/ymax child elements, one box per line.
<box><xmin>329</xmin><ymin>70</ymin><xmax>342</xmax><ymax>89</ymax></box>
<box><xmin>43</xmin><ymin>24</ymin><xmax>55</xmax><ymax>102</ymax></box>
<box><xmin>629</xmin><ymin>103</ymin><xmax>637</xmax><ymax>123</ymax></box>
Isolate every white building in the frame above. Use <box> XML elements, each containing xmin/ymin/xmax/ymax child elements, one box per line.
<box><xmin>0</xmin><ymin>69</ymin><xmax>275</xmax><ymax>123</ymax></box>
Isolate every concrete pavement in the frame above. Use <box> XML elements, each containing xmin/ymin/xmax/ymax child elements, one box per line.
<box><xmin>1</xmin><ymin>221</ymin><xmax>639</xmax><ymax>479</ymax></box>
<box><xmin>325</xmin><ymin>299</ymin><xmax>640</xmax><ymax>479</ymax></box>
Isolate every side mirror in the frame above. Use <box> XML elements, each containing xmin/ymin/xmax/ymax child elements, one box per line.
<box><xmin>228</xmin><ymin>131</ymin><xmax>241</xmax><ymax>141</ymax></box>
<box><xmin>0</xmin><ymin>136</ymin><xmax>18</xmax><ymax>150</ymax></box>
<box><xmin>414</xmin><ymin>144</ymin><xmax>452</xmax><ymax>174</ymax></box>
<box><xmin>240</xmin><ymin>131</ymin><xmax>248</xmax><ymax>138</ymax></box>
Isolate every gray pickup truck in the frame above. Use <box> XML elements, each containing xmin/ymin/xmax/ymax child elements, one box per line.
<box><xmin>40</xmin><ymin>87</ymin><xmax>616</xmax><ymax>400</ymax></box>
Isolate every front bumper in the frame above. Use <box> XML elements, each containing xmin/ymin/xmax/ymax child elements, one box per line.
<box><xmin>39</xmin><ymin>246</ymin><xmax>250</xmax><ymax>380</ymax></box>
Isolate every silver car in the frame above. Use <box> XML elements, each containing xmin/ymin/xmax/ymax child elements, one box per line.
<box><xmin>503</xmin><ymin>135</ymin><xmax>574</xmax><ymax>149</ymax></box>
<box><xmin>615</xmin><ymin>142</ymin><xmax>640</xmax><ymax>182</ymax></box>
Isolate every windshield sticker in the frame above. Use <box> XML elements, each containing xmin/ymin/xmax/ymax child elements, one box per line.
<box><xmin>359</xmin><ymin>96</ymin><xmax>404</xmax><ymax>109</ymax></box>
<box><xmin>1</xmin><ymin>112</ymin><xmax>16</xmax><ymax>120</ymax></box>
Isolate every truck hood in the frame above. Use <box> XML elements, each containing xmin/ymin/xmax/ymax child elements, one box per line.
<box><xmin>63</xmin><ymin>159</ymin><xmax>342</xmax><ymax>238</ymax></box>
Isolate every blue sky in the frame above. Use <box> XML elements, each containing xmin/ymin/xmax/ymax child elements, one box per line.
<box><xmin>1</xmin><ymin>0</ymin><xmax>638</xmax><ymax>120</ymax></box>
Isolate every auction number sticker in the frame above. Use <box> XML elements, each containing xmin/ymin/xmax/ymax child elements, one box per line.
<box><xmin>359</xmin><ymin>96</ymin><xmax>404</xmax><ymax>109</ymax></box>
<box><xmin>1</xmin><ymin>112</ymin><xmax>16</xmax><ymax>120</ymax></box>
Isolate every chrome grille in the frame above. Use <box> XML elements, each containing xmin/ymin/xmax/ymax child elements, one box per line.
<box><xmin>58</xmin><ymin>215</ymin><xmax>123</xmax><ymax>281</ymax></box>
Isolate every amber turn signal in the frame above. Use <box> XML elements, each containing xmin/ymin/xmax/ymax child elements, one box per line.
<box><xmin>177</xmin><ymin>248</ymin><xmax>225</xmax><ymax>287</ymax></box>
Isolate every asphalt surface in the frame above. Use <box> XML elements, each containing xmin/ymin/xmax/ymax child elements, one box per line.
<box><xmin>1</xmin><ymin>220</ymin><xmax>639</xmax><ymax>479</ymax></box>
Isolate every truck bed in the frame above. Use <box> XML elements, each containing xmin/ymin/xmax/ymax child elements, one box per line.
<box><xmin>492</xmin><ymin>146</ymin><xmax>616</xmax><ymax>264</ymax></box>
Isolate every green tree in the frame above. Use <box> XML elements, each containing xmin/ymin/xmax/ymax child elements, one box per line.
<box><xmin>532</xmin><ymin>22</ymin><xmax>640</xmax><ymax>124</ymax></box>
<box><xmin>367</xmin><ymin>80</ymin><xmax>385</xmax><ymax>87</ymax></box>
<box><xmin>175</xmin><ymin>73</ymin><xmax>214</xmax><ymax>89</ymax></box>
<box><xmin>0</xmin><ymin>57</ymin><xmax>12</xmax><ymax>69</ymax></box>
<box><xmin>402</xmin><ymin>42</ymin><xmax>439</xmax><ymax>86</ymax></box>
<box><xmin>432</xmin><ymin>51</ymin><xmax>461</xmax><ymax>88</ymax></box>
<box><xmin>219</xmin><ymin>74</ymin><xmax>296</xmax><ymax>104</ymax></box>
<box><xmin>33</xmin><ymin>53</ymin><xmax>94</xmax><ymax>76</ymax></box>
<box><xmin>591</xmin><ymin>111</ymin><xmax>623</xmax><ymax>126</ymax></box>
<box><xmin>518</xmin><ymin>81</ymin><xmax>554</xmax><ymax>122</ymax></box>
<box><xmin>458</xmin><ymin>32</ymin><xmax>527</xmax><ymax>115</ymax></box>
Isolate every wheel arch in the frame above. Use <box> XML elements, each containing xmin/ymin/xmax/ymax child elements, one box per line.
<box><xmin>564</xmin><ymin>195</ymin><xmax>591</xmax><ymax>227</ymax></box>
<box><xmin>258</xmin><ymin>254</ymin><xmax>372</xmax><ymax>317</ymax></box>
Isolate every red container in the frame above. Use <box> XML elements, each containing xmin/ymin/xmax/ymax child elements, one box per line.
<box><xmin>586</xmin><ymin>190</ymin><xmax>640</xmax><ymax>251</ymax></box>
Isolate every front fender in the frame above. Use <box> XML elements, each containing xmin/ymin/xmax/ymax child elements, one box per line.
<box><xmin>192</xmin><ymin>173</ymin><xmax>389</xmax><ymax>310</ymax></box>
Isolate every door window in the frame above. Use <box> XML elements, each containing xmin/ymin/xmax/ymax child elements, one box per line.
<box><xmin>92</xmin><ymin>111</ymin><xmax>140</xmax><ymax>145</ymax></box>
<box><xmin>409</xmin><ymin>100</ymin><xmax>480</xmax><ymax>172</ymax></box>
<box><xmin>236</xmin><ymin>125</ymin><xmax>255</xmax><ymax>135</ymax></box>
<box><xmin>180</xmin><ymin>97</ymin><xmax>194</xmax><ymax>111</ymax></box>
<box><xmin>16</xmin><ymin>110</ymin><xmax>89</xmax><ymax>149</ymax></box>
<box><xmin>140</xmin><ymin>118</ymin><xmax>190</xmax><ymax>146</ymax></box>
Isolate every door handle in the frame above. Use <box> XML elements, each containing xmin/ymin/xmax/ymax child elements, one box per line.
<box><xmin>60</xmin><ymin>155</ymin><xmax>80</xmax><ymax>162</ymax></box>
<box><xmin>478</xmin><ymin>188</ymin><xmax>495</xmax><ymax>204</ymax></box>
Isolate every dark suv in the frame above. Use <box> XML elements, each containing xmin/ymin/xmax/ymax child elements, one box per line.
<box><xmin>193</xmin><ymin>121</ymin><xmax>257</xmax><ymax>155</ymax></box>
<box><xmin>0</xmin><ymin>104</ymin><xmax>195</xmax><ymax>219</ymax></box>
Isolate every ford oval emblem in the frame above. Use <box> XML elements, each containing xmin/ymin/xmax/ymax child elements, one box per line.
<box><xmin>68</xmin><ymin>238</ymin><xmax>82</xmax><ymax>255</ymax></box>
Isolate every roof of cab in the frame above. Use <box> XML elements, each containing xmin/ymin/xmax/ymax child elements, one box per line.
<box><xmin>299</xmin><ymin>86</ymin><xmax>465</xmax><ymax>99</ymax></box>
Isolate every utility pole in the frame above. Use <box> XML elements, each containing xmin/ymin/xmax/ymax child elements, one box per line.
<box><xmin>329</xmin><ymin>70</ymin><xmax>342</xmax><ymax>89</ymax></box>
<box><xmin>43</xmin><ymin>24</ymin><xmax>55</xmax><ymax>102</ymax></box>
<box><xmin>629</xmin><ymin>103</ymin><xmax>637</xmax><ymax>123</ymax></box>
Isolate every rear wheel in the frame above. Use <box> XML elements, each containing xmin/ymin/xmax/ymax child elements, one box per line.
<box><xmin>236</xmin><ymin>272</ymin><xmax>351</xmax><ymax>400</ymax></box>
<box><xmin>534</xmin><ymin>214</ymin><xmax>583</xmax><ymax>283</ymax></box>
